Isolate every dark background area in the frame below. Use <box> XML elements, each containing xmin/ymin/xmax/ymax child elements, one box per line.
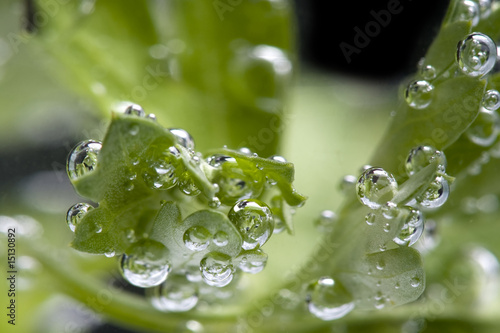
<box><xmin>294</xmin><ymin>0</ymin><xmax>451</xmax><ymax>81</ymax></box>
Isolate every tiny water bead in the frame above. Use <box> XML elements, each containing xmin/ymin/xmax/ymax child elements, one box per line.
<box><xmin>67</xmin><ymin>140</ymin><xmax>102</xmax><ymax>181</ymax></box>
<box><xmin>306</xmin><ymin>277</ymin><xmax>355</xmax><ymax>321</ymax></box>
<box><xmin>142</xmin><ymin>147</ymin><xmax>180</xmax><ymax>190</ymax></box>
<box><xmin>149</xmin><ymin>274</ymin><xmax>199</xmax><ymax>312</ymax></box>
<box><xmin>405</xmin><ymin>145</ymin><xmax>447</xmax><ymax>176</ymax></box>
<box><xmin>206</xmin><ymin>154</ymin><xmax>236</xmax><ymax>168</ymax></box>
<box><xmin>405</xmin><ymin>80</ymin><xmax>434</xmax><ymax>109</ymax></box>
<box><xmin>238</xmin><ymin>251</ymin><xmax>268</xmax><ymax>274</ymax></box>
<box><xmin>420</xmin><ymin>64</ymin><xmax>436</xmax><ymax>80</ymax></box>
<box><xmin>66</xmin><ymin>203</ymin><xmax>93</xmax><ymax>232</ymax></box>
<box><xmin>457</xmin><ymin>33</ymin><xmax>497</xmax><ymax>77</ymax></box>
<box><xmin>356</xmin><ymin>168</ymin><xmax>398</xmax><ymax>210</ymax></box>
<box><xmin>169</xmin><ymin>128</ymin><xmax>195</xmax><ymax>150</ymax></box>
<box><xmin>365</xmin><ymin>212</ymin><xmax>376</xmax><ymax>226</ymax></box>
<box><xmin>466</xmin><ymin>108</ymin><xmax>500</xmax><ymax>147</ymax></box>
<box><xmin>124</xmin><ymin>104</ymin><xmax>146</xmax><ymax>117</ymax></box>
<box><xmin>183</xmin><ymin>226</ymin><xmax>212</xmax><ymax>251</ymax></box>
<box><xmin>199</xmin><ymin>252</ymin><xmax>235</xmax><ymax>287</ymax></box>
<box><xmin>120</xmin><ymin>239</ymin><xmax>171</xmax><ymax>288</ymax></box>
<box><xmin>228</xmin><ymin>199</ymin><xmax>274</xmax><ymax>250</ymax></box>
<box><xmin>417</xmin><ymin>176</ymin><xmax>450</xmax><ymax>209</ymax></box>
<box><xmin>269</xmin><ymin>155</ymin><xmax>287</xmax><ymax>163</ymax></box>
<box><xmin>213</xmin><ymin>231</ymin><xmax>229</xmax><ymax>247</ymax></box>
<box><xmin>410</xmin><ymin>277</ymin><xmax>421</xmax><ymax>288</ymax></box>
<box><xmin>381</xmin><ymin>201</ymin><xmax>399</xmax><ymax>220</ymax></box>
<box><xmin>482</xmin><ymin>89</ymin><xmax>500</xmax><ymax>111</ymax></box>
<box><xmin>314</xmin><ymin>210</ymin><xmax>337</xmax><ymax>232</ymax></box>
<box><xmin>178</xmin><ymin>171</ymin><xmax>201</xmax><ymax>196</ymax></box>
<box><xmin>393</xmin><ymin>207</ymin><xmax>424</xmax><ymax>246</ymax></box>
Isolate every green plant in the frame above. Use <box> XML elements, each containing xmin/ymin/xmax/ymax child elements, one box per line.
<box><xmin>2</xmin><ymin>0</ymin><xmax>500</xmax><ymax>332</ymax></box>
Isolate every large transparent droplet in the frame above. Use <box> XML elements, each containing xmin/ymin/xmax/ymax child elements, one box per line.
<box><xmin>416</xmin><ymin>176</ymin><xmax>450</xmax><ymax>208</ymax></box>
<box><xmin>124</xmin><ymin>104</ymin><xmax>146</xmax><ymax>117</ymax></box>
<box><xmin>199</xmin><ymin>252</ymin><xmax>235</xmax><ymax>287</ymax></box>
<box><xmin>393</xmin><ymin>207</ymin><xmax>424</xmax><ymax>246</ymax></box>
<box><xmin>466</xmin><ymin>108</ymin><xmax>500</xmax><ymax>147</ymax></box>
<box><xmin>142</xmin><ymin>147</ymin><xmax>180</xmax><ymax>190</ymax></box>
<box><xmin>238</xmin><ymin>250</ymin><xmax>268</xmax><ymax>274</ymax></box>
<box><xmin>148</xmin><ymin>274</ymin><xmax>198</xmax><ymax>312</ymax></box>
<box><xmin>457</xmin><ymin>33</ymin><xmax>497</xmax><ymax>77</ymax></box>
<box><xmin>67</xmin><ymin>140</ymin><xmax>102</xmax><ymax>181</ymax></box>
<box><xmin>120</xmin><ymin>239</ymin><xmax>171</xmax><ymax>288</ymax></box>
<box><xmin>405</xmin><ymin>80</ymin><xmax>434</xmax><ymax>109</ymax></box>
<box><xmin>183</xmin><ymin>226</ymin><xmax>212</xmax><ymax>252</ymax></box>
<box><xmin>306</xmin><ymin>277</ymin><xmax>355</xmax><ymax>321</ymax></box>
<box><xmin>482</xmin><ymin>89</ymin><xmax>500</xmax><ymax>111</ymax></box>
<box><xmin>356</xmin><ymin>168</ymin><xmax>398</xmax><ymax>209</ymax></box>
<box><xmin>66</xmin><ymin>203</ymin><xmax>93</xmax><ymax>232</ymax></box>
<box><xmin>169</xmin><ymin>128</ymin><xmax>195</xmax><ymax>150</ymax></box>
<box><xmin>228</xmin><ymin>199</ymin><xmax>274</xmax><ymax>250</ymax></box>
<box><xmin>405</xmin><ymin>145</ymin><xmax>447</xmax><ymax>176</ymax></box>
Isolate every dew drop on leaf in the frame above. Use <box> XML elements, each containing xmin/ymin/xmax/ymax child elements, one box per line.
<box><xmin>404</xmin><ymin>80</ymin><xmax>434</xmax><ymax>109</ymax></box>
<box><xmin>213</xmin><ymin>231</ymin><xmax>229</xmax><ymax>247</ymax></box>
<box><xmin>120</xmin><ymin>239</ymin><xmax>171</xmax><ymax>288</ymax></box>
<box><xmin>482</xmin><ymin>89</ymin><xmax>500</xmax><ymax>111</ymax></box>
<box><xmin>169</xmin><ymin>128</ymin><xmax>195</xmax><ymax>150</ymax></box>
<box><xmin>381</xmin><ymin>201</ymin><xmax>399</xmax><ymax>220</ymax></box>
<box><xmin>269</xmin><ymin>155</ymin><xmax>287</xmax><ymax>163</ymax></box>
<box><xmin>148</xmin><ymin>274</ymin><xmax>199</xmax><ymax>312</ymax></box>
<box><xmin>142</xmin><ymin>147</ymin><xmax>180</xmax><ymax>190</ymax></box>
<box><xmin>417</xmin><ymin>176</ymin><xmax>450</xmax><ymax>208</ymax></box>
<box><xmin>67</xmin><ymin>140</ymin><xmax>102</xmax><ymax>181</ymax></box>
<box><xmin>410</xmin><ymin>277</ymin><xmax>421</xmax><ymax>288</ymax></box>
<box><xmin>393</xmin><ymin>207</ymin><xmax>424</xmax><ymax>246</ymax></box>
<box><xmin>206</xmin><ymin>154</ymin><xmax>236</xmax><ymax>168</ymax></box>
<box><xmin>466</xmin><ymin>108</ymin><xmax>500</xmax><ymax>147</ymax></box>
<box><xmin>405</xmin><ymin>145</ymin><xmax>447</xmax><ymax>176</ymax></box>
<box><xmin>365</xmin><ymin>212</ymin><xmax>376</xmax><ymax>226</ymax></box>
<box><xmin>66</xmin><ymin>203</ymin><xmax>93</xmax><ymax>232</ymax></box>
<box><xmin>356</xmin><ymin>168</ymin><xmax>398</xmax><ymax>210</ymax></box>
<box><xmin>314</xmin><ymin>210</ymin><xmax>337</xmax><ymax>232</ymax></box>
<box><xmin>199</xmin><ymin>252</ymin><xmax>235</xmax><ymax>287</ymax></box>
<box><xmin>305</xmin><ymin>277</ymin><xmax>355</xmax><ymax>321</ymax></box>
<box><xmin>420</xmin><ymin>64</ymin><xmax>436</xmax><ymax>80</ymax></box>
<box><xmin>183</xmin><ymin>226</ymin><xmax>212</xmax><ymax>252</ymax></box>
<box><xmin>457</xmin><ymin>32</ymin><xmax>497</xmax><ymax>77</ymax></box>
<box><xmin>228</xmin><ymin>199</ymin><xmax>274</xmax><ymax>250</ymax></box>
<box><xmin>238</xmin><ymin>250</ymin><xmax>268</xmax><ymax>274</ymax></box>
<box><xmin>124</xmin><ymin>104</ymin><xmax>146</xmax><ymax>117</ymax></box>
<box><xmin>178</xmin><ymin>171</ymin><xmax>201</xmax><ymax>196</ymax></box>
<box><xmin>453</xmin><ymin>0</ymin><xmax>480</xmax><ymax>26</ymax></box>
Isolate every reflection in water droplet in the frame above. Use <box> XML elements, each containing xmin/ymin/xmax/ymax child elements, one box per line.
<box><xmin>466</xmin><ymin>108</ymin><xmax>500</xmax><ymax>147</ymax></box>
<box><xmin>207</xmin><ymin>154</ymin><xmax>236</xmax><ymax>168</ymax></box>
<box><xmin>306</xmin><ymin>277</ymin><xmax>355</xmax><ymax>321</ymax></box>
<box><xmin>148</xmin><ymin>274</ymin><xmax>198</xmax><ymax>312</ymax></box>
<box><xmin>239</xmin><ymin>250</ymin><xmax>268</xmax><ymax>274</ymax></box>
<box><xmin>67</xmin><ymin>140</ymin><xmax>102</xmax><ymax>181</ymax></box>
<box><xmin>120</xmin><ymin>239</ymin><xmax>171</xmax><ymax>288</ymax></box>
<box><xmin>405</xmin><ymin>80</ymin><xmax>434</xmax><ymax>109</ymax></box>
<box><xmin>381</xmin><ymin>201</ymin><xmax>399</xmax><ymax>220</ymax></box>
<box><xmin>178</xmin><ymin>171</ymin><xmax>201</xmax><ymax>196</ymax></box>
<box><xmin>405</xmin><ymin>145</ymin><xmax>447</xmax><ymax>176</ymax></box>
<box><xmin>142</xmin><ymin>147</ymin><xmax>180</xmax><ymax>190</ymax></box>
<box><xmin>66</xmin><ymin>203</ymin><xmax>93</xmax><ymax>232</ymax></box>
<box><xmin>454</xmin><ymin>0</ymin><xmax>480</xmax><ymax>26</ymax></box>
<box><xmin>124</xmin><ymin>104</ymin><xmax>146</xmax><ymax>117</ymax></box>
<box><xmin>228</xmin><ymin>199</ymin><xmax>274</xmax><ymax>250</ymax></box>
<box><xmin>213</xmin><ymin>231</ymin><xmax>229</xmax><ymax>247</ymax></box>
<box><xmin>417</xmin><ymin>176</ymin><xmax>450</xmax><ymax>209</ymax></box>
<box><xmin>356</xmin><ymin>167</ymin><xmax>398</xmax><ymax>209</ymax></box>
<box><xmin>482</xmin><ymin>89</ymin><xmax>500</xmax><ymax>111</ymax></box>
<box><xmin>457</xmin><ymin>33</ymin><xmax>497</xmax><ymax>77</ymax></box>
<box><xmin>200</xmin><ymin>252</ymin><xmax>235</xmax><ymax>287</ymax></box>
<box><xmin>183</xmin><ymin>226</ymin><xmax>212</xmax><ymax>252</ymax></box>
<box><xmin>169</xmin><ymin>128</ymin><xmax>195</xmax><ymax>150</ymax></box>
<box><xmin>393</xmin><ymin>207</ymin><xmax>424</xmax><ymax>246</ymax></box>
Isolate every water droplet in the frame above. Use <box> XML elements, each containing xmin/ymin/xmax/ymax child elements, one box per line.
<box><xmin>125</xmin><ymin>228</ymin><xmax>137</xmax><ymax>242</ymax></box>
<box><xmin>147</xmin><ymin>113</ymin><xmax>157</xmax><ymax>121</ymax></box>
<box><xmin>457</xmin><ymin>32</ymin><xmax>497</xmax><ymax>77</ymax></box>
<box><xmin>374</xmin><ymin>292</ymin><xmax>386</xmax><ymax>309</ymax></box>
<box><xmin>169</xmin><ymin>128</ymin><xmax>195</xmax><ymax>150</ymax></box>
<box><xmin>420</xmin><ymin>64</ymin><xmax>436</xmax><ymax>80</ymax></box>
<box><xmin>208</xmin><ymin>197</ymin><xmax>221</xmax><ymax>208</ymax></box>
<box><xmin>339</xmin><ymin>175</ymin><xmax>357</xmax><ymax>194</ymax></box>
<box><xmin>213</xmin><ymin>231</ymin><xmax>229</xmax><ymax>247</ymax></box>
<box><xmin>405</xmin><ymin>145</ymin><xmax>447</xmax><ymax>176</ymax></box>
<box><xmin>455</xmin><ymin>0</ymin><xmax>480</xmax><ymax>26</ymax></box>
<box><xmin>269</xmin><ymin>155</ymin><xmax>287</xmax><ymax>163</ymax></box>
<box><xmin>238</xmin><ymin>147</ymin><xmax>253</xmax><ymax>155</ymax></box>
<box><xmin>124</xmin><ymin>104</ymin><xmax>146</xmax><ymax>117</ymax></box>
<box><xmin>142</xmin><ymin>147</ymin><xmax>180</xmax><ymax>190</ymax></box>
<box><xmin>104</xmin><ymin>250</ymin><xmax>115</xmax><ymax>258</ymax></box>
<box><xmin>405</xmin><ymin>80</ymin><xmax>434</xmax><ymax>109</ymax></box>
<box><xmin>206</xmin><ymin>154</ymin><xmax>236</xmax><ymax>168</ymax></box>
<box><xmin>199</xmin><ymin>252</ymin><xmax>235</xmax><ymax>287</ymax></box>
<box><xmin>410</xmin><ymin>277</ymin><xmax>421</xmax><ymax>288</ymax></box>
<box><xmin>466</xmin><ymin>108</ymin><xmax>500</xmax><ymax>146</ymax></box>
<box><xmin>395</xmin><ymin>282</ymin><xmax>400</xmax><ymax>289</ymax></box>
<box><xmin>96</xmin><ymin>225</ymin><xmax>103</xmax><ymax>233</ymax></box>
<box><xmin>365</xmin><ymin>212</ymin><xmax>376</xmax><ymax>226</ymax></box>
<box><xmin>178</xmin><ymin>171</ymin><xmax>201</xmax><ymax>196</ymax></box>
<box><xmin>381</xmin><ymin>201</ymin><xmax>399</xmax><ymax>220</ymax></box>
<box><xmin>393</xmin><ymin>207</ymin><xmax>424</xmax><ymax>246</ymax></box>
<box><xmin>305</xmin><ymin>277</ymin><xmax>355</xmax><ymax>321</ymax></box>
<box><xmin>120</xmin><ymin>239</ymin><xmax>171</xmax><ymax>288</ymax></box>
<box><xmin>148</xmin><ymin>274</ymin><xmax>198</xmax><ymax>312</ymax></box>
<box><xmin>67</xmin><ymin>140</ymin><xmax>102</xmax><ymax>181</ymax></box>
<box><xmin>417</xmin><ymin>176</ymin><xmax>450</xmax><ymax>208</ymax></box>
<box><xmin>376</xmin><ymin>260</ymin><xmax>385</xmax><ymax>271</ymax></box>
<box><xmin>478</xmin><ymin>0</ymin><xmax>492</xmax><ymax>18</ymax></box>
<box><xmin>129</xmin><ymin>124</ymin><xmax>139</xmax><ymax>136</ymax></box>
<box><xmin>238</xmin><ymin>250</ymin><xmax>268</xmax><ymax>274</ymax></box>
<box><xmin>183</xmin><ymin>226</ymin><xmax>212</xmax><ymax>252</ymax></box>
<box><xmin>314</xmin><ymin>210</ymin><xmax>337</xmax><ymax>232</ymax></box>
<box><xmin>356</xmin><ymin>168</ymin><xmax>398</xmax><ymax>209</ymax></box>
<box><xmin>482</xmin><ymin>89</ymin><xmax>500</xmax><ymax>111</ymax></box>
<box><xmin>66</xmin><ymin>203</ymin><xmax>93</xmax><ymax>232</ymax></box>
<box><xmin>228</xmin><ymin>199</ymin><xmax>274</xmax><ymax>250</ymax></box>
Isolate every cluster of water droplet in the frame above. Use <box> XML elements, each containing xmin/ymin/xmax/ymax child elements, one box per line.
<box><xmin>65</xmin><ymin>104</ymin><xmax>304</xmax><ymax>312</ymax></box>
